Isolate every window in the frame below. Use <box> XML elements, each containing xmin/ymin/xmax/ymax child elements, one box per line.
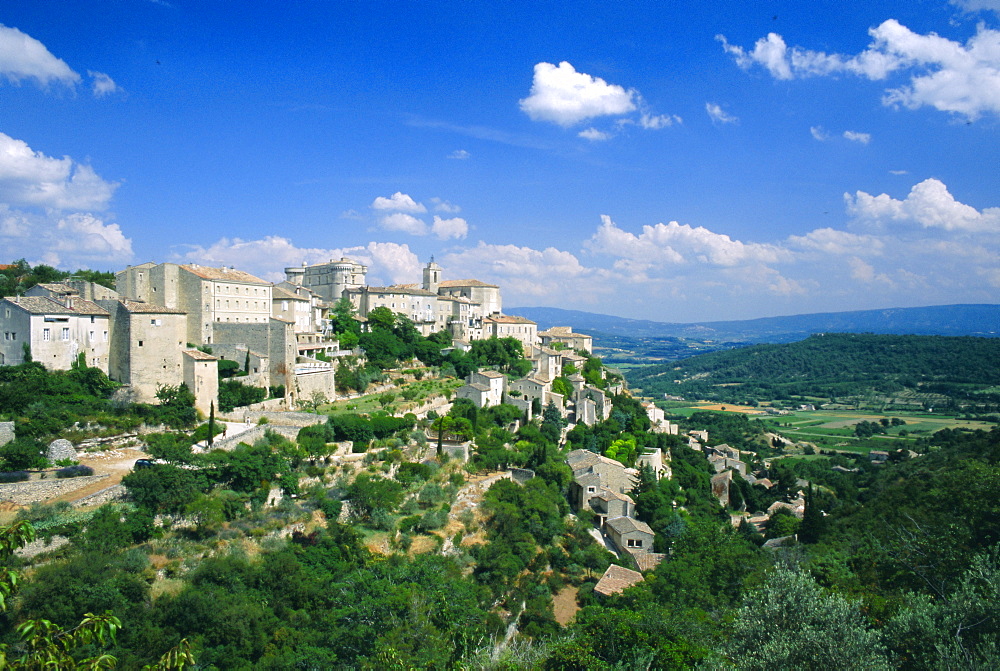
<box><xmin>281</xmin><ymin>301</ymin><xmax>289</xmax><ymax>311</ymax></box>
<box><xmin>150</xmin><ymin>319</ymin><xmax>161</xmax><ymax>326</ymax></box>
<box><xmin>89</xmin><ymin>331</ymin><xmax>95</xmax><ymax>341</ymax></box>
<box><xmin>587</xmin><ymin>486</ymin><xmax>596</xmax><ymax>494</ymax></box>
<box><xmin>43</xmin><ymin>328</ymin><xmax>50</xmax><ymax>341</ymax></box>
<box><xmin>103</xmin><ymin>331</ymin><xmax>108</xmax><ymax>341</ymax></box>
<box><xmin>61</xmin><ymin>328</ymin><xmax>70</xmax><ymax>341</ymax></box>
<box><xmin>627</xmin><ymin>539</ymin><xmax>643</xmax><ymax>548</ymax></box>
<box><xmin>138</xmin><ymin>340</ymin><xmax>143</xmax><ymax>347</ymax></box>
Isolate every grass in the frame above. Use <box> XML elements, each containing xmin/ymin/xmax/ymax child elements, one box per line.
<box><xmin>321</xmin><ymin>377</ymin><xmax>463</xmax><ymax>415</ymax></box>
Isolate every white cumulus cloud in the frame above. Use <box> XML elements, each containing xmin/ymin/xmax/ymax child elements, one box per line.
<box><xmin>447</xmin><ymin>149</ymin><xmax>470</xmax><ymax>159</ymax></box>
<box><xmin>0</xmin><ymin>132</ymin><xmax>119</xmax><ymax>210</ymax></box>
<box><xmin>0</xmin><ymin>24</ymin><xmax>79</xmax><ymax>88</ymax></box>
<box><xmin>706</xmin><ymin>103</ymin><xmax>738</xmax><ymax>124</ymax></box>
<box><xmin>846</xmin><ymin>178</ymin><xmax>1000</xmax><ymax>232</ymax></box>
<box><xmin>519</xmin><ymin>61</ymin><xmax>637</xmax><ymax>126</ymax></box>
<box><xmin>371</xmin><ymin>191</ymin><xmax>426</xmax><ymax>213</ymax></box>
<box><xmin>810</xmin><ymin>126</ymin><xmax>830</xmax><ymax>141</ymax></box>
<box><xmin>430</xmin><ymin>197</ymin><xmax>460</xmax><ymax>213</ymax></box>
<box><xmin>586</xmin><ymin>214</ymin><xmax>788</xmax><ymax>268</ymax></box>
<box><xmin>379</xmin><ymin>212</ymin><xmax>427</xmax><ymax>236</ymax></box>
<box><xmin>578</xmin><ymin>127</ymin><xmax>611</xmax><ymax>141</ymax></box>
<box><xmin>431</xmin><ymin>215</ymin><xmax>468</xmax><ymax>240</ymax></box>
<box><xmin>0</xmin><ymin>206</ymin><xmax>132</xmax><ymax>269</ymax></box>
<box><xmin>950</xmin><ymin>0</ymin><xmax>1000</xmax><ymax>14</ymax></box>
<box><xmin>89</xmin><ymin>71</ymin><xmax>120</xmax><ymax>97</ymax></box>
<box><xmin>843</xmin><ymin>130</ymin><xmax>871</xmax><ymax>144</ymax></box>
<box><xmin>174</xmin><ymin>237</ymin><xmax>420</xmax><ymax>286</ymax></box>
<box><xmin>787</xmin><ymin>228</ymin><xmax>885</xmax><ymax>256</ymax></box>
<box><xmin>720</xmin><ymin>20</ymin><xmax>1000</xmax><ymax>119</ymax></box>
<box><xmin>639</xmin><ymin>113</ymin><xmax>681</xmax><ymax>129</ymax></box>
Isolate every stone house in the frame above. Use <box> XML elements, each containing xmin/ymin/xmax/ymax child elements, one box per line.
<box><xmin>455</xmin><ymin>369</ymin><xmax>506</xmax><ymax>407</ymax></box>
<box><xmin>0</xmin><ymin>295</ymin><xmax>111</xmax><ymax>371</ymax></box>
<box><xmin>182</xmin><ymin>349</ymin><xmax>220</xmax><ymax>416</ymax></box>
<box><xmin>589</xmin><ymin>489</ymin><xmax>634</xmax><ymax>526</ymax></box>
<box><xmin>566</xmin><ymin>449</ymin><xmax>638</xmax><ymax>512</ymax></box>
<box><xmin>343</xmin><ymin>285</ymin><xmax>440</xmax><ymax>335</ymax></box>
<box><xmin>507</xmin><ymin>375</ymin><xmax>553</xmax><ymax>410</ymax></box>
<box><xmin>606</xmin><ymin>516</ymin><xmax>655</xmax><ymax>554</ymax></box>
<box><xmin>538</xmin><ymin>326</ymin><xmax>593</xmax><ymax>353</ymax></box>
<box><xmin>437</xmin><ymin>278</ymin><xmax>501</xmax><ymax>316</ymax></box>
<box><xmin>483</xmin><ymin>314</ymin><xmax>537</xmax><ymax>351</ymax></box>
<box><xmin>527</xmin><ymin>345</ymin><xmax>563</xmax><ymax>381</ymax></box>
<box><xmin>97</xmin><ymin>299</ymin><xmax>189</xmax><ymax>402</ymax></box>
<box><xmin>272</xmin><ymin>283</ymin><xmax>317</xmax><ymax>334</ymax></box>
<box><xmin>636</xmin><ymin>447</ymin><xmax>671</xmax><ymax>480</ymax></box>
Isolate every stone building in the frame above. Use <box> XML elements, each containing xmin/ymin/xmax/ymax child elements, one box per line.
<box><xmin>538</xmin><ymin>326</ymin><xmax>593</xmax><ymax>353</ymax></box>
<box><xmin>437</xmin><ymin>278</ymin><xmax>501</xmax><ymax>316</ymax></box>
<box><xmin>0</xmin><ymin>295</ymin><xmax>110</xmax><ymax>371</ymax></box>
<box><xmin>343</xmin><ymin>285</ymin><xmax>439</xmax><ymax>335</ymax></box>
<box><xmin>95</xmin><ymin>298</ymin><xmax>217</xmax><ymax>413</ymax></box>
<box><xmin>483</xmin><ymin>315</ymin><xmax>537</xmax><ymax>351</ymax></box>
<box><xmin>287</xmin><ymin>257</ymin><xmax>368</xmax><ymax>302</ymax></box>
<box><xmin>116</xmin><ymin>262</ymin><xmax>272</xmax><ymax>345</ymax></box>
<box><xmin>455</xmin><ymin>370</ymin><xmax>506</xmax><ymax>407</ymax></box>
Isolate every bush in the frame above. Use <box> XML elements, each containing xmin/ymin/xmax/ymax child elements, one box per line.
<box><xmin>0</xmin><ymin>471</ymin><xmax>30</xmax><ymax>483</ymax></box>
<box><xmin>55</xmin><ymin>464</ymin><xmax>94</xmax><ymax>478</ymax></box>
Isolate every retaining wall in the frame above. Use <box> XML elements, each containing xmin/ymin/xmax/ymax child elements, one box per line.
<box><xmin>0</xmin><ymin>474</ymin><xmax>110</xmax><ymax>505</ymax></box>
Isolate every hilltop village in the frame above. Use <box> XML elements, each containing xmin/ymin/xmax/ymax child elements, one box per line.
<box><xmin>0</xmin><ymin>255</ymin><xmax>819</xmax><ymax>576</ymax></box>
<box><xmin>0</xmin><ymin>257</ymin><xmax>595</xmax><ymax>418</ymax></box>
<box><xmin>1</xmin><ymin>257</ymin><xmax>996</xmax><ymax>668</ymax></box>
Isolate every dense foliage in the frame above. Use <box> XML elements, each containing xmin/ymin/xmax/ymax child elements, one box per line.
<box><xmin>627</xmin><ymin>333</ymin><xmax>1000</xmax><ymax>410</ymax></box>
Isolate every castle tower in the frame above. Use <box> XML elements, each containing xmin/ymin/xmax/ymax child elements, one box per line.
<box><xmin>284</xmin><ymin>262</ymin><xmax>306</xmax><ymax>286</ymax></box>
<box><xmin>422</xmin><ymin>257</ymin><xmax>442</xmax><ymax>293</ymax></box>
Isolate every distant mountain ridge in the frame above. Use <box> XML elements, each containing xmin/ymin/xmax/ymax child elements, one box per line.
<box><xmin>508</xmin><ymin>304</ymin><xmax>1000</xmax><ymax>344</ymax></box>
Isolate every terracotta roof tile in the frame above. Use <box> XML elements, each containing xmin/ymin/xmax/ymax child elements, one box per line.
<box><xmin>594</xmin><ymin>565</ymin><xmax>644</xmax><ymax>596</ymax></box>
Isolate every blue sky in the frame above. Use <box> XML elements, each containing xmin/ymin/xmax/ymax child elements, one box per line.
<box><xmin>1</xmin><ymin>0</ymin><xmax>998</xmax><ymax>322</ymax></box>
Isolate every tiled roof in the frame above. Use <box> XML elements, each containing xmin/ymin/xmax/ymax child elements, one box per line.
<box><xmin>182</xmin><ymin>349</ymin><xmax>218</xmax><ymax>361</ymax></box>
<box><xmin>438</xmin><ymin>279</ymin><xmax>499</xmax><ymax>288</ymax></box>
<box><xmin>34</xmin><ymin>283</ymin><xmax>77</xmax><ymax>294</ymax></box>
<box><xmin>180</xmin><ymin>264</ymin><xmax>270</xmax><ymax>285</ymax></box>
<box><xmin>476</xmin><ymin>370</ymin><xmax>506</xmax><ymax>378</ymax></box>
<box><xmin>119</xmin><ymin>300</ymin><xmax>186</xmax><ymax>314</ymax></box>
<box><xmin>356</xmin><ymin>285</ymin><xmax>438</xmax><ymax>297</ymax></box>
<box><xmin>631</xmin><ymin>552</ymin><xmax>666</xmax><ymax>572</ymax></box>
<box><xmin>484</xmin><ymin>315</ymin><xmax>536</xmax><ymax>325</ymax></box>
<box><xmin>606</xmin><ymin>516</ymin><xmax>654</xmax><ymax>536</ymax></box>
<box><xmin>594</xmin><ymin>489</ymin><xmax>634</xmax><ymax>504</ymax></box>
<box><xmin>272</xmin><ymin>285</ymin><xmax>310</xmax><ymax>301</ymax></box>
<box><xmin>4</xmin><ymin>296</ymin><xmax>108</xmax><ymax>316</ymax></box>
<box><xmin>593</xmin><ymin>564</ymin><xmax>644</xmax><ymax>596</ymax></box>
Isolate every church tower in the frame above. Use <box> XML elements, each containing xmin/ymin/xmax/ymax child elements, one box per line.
<box><xmin>422</xmin><ymin>257</ymin><xmax>442</xmax><ymax>293</ymax></box>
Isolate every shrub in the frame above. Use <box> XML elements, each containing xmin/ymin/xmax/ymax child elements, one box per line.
<box><xmin>0</xmin><ymin>471</ymin><xmax>30</xmax><ymax>483</ymax></box>
<box><xmin>56</xmin><ymin>464</ymin><xmax>94</xmax><ymax>478</ymax></box>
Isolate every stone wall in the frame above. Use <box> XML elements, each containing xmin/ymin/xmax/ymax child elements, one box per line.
<box><xmin>0</xmin><ymin>421</ymin><xmax>13</xmax><ymax>447</ymax></box>
<box><xmin>201</xmin><ymin>425</ymin><xmax>301</xmax><ymax>452</ymax></box>
<box><xmin>0</xmin><ymin>474</ymin><xmax>110</xmax><ymax>505</ymax></box>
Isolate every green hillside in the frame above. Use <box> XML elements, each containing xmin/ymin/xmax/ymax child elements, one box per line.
<box><xmin>626</xmin><ymin>333</ymin><xmax>1000</xmax><ymax>411</ymax></box>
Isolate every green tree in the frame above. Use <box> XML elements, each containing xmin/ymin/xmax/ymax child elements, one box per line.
<box><xmin>727</xmin><ymin>567</ymin><xmax>890</xmax><ymax>670</ymax></box>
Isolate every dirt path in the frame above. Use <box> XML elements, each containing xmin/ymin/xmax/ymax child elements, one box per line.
<box><xmin>47</xmin><ymin>447</ymin><xmax>147</xmax><ymax>506</ymax></box>
<box><xmin>552</xmin><ymin>586</ymin><xmax>579</xmax><ymax>626</ymax></box>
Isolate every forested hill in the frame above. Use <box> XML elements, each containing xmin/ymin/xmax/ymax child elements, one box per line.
<box><xmin>509</xmin><ymin>304</ymin><xmax>1000</xmax><ymax>343</ymax></box>
<box><xmin>626</xmin><ymin>333</ymin><xmax>1000</xmax><ymax>401</ymax></box>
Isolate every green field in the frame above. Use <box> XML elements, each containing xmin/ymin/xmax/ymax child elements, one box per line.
<box><xmin>651</xmin><ymin>400</ymin><xmax>996</xmax><ymax>454</ymax></box>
